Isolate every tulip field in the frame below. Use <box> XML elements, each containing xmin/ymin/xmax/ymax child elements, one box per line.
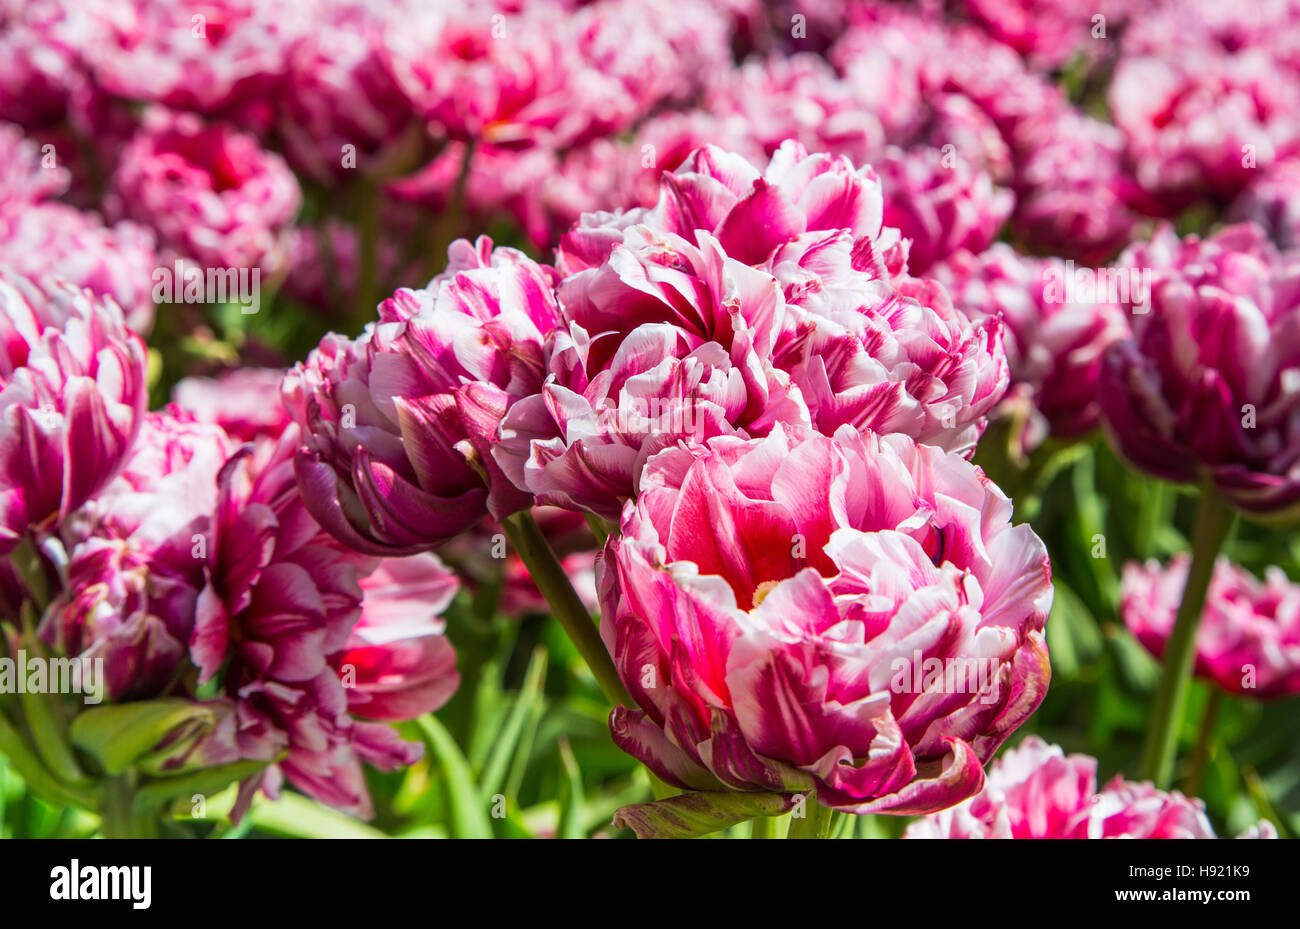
<box><xmin>1</xmin><ymin>0</ymin><xmax>1299</xmax><ymax>849</ymax></box>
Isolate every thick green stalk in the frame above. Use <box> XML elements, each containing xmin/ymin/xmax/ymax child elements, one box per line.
<box><xmin>100</xmin><ymin>774</ymin><xmax>157</xmax><ymax>839</ymax></box>
<box><xmin>1184</xmin><ymin>688</ymin><xmax>1223</xmax><ymax>798</ymax></box>
<box><xmin>786</xmin><ymin>793</ymin><xmax>833</xmax><ymax>839</ymax></box>
<box><xmin>501</xmin><ymin>512</ymin><xmax>632</xmax><ymax>707</ymax></box>
<box><xmin>1137</xmin><ymin>491</ymin><xmax>1236</xmax><ymax>787</ymax></box>
<box><xmin>427</xmin><ymin>139</ymin><xmax>477</xmax><ymax>279</ymax></box>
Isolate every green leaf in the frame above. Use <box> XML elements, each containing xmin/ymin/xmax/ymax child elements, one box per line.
<box><xmin>613</xmin><ymin>791</ymin><xmax>798</xmax><ymax>839</ymax></box>
<box><xmin>135</xmin><ymin>759</ymin><xmax>273</xmax><ymax>813</ymax></box>
<box><xmin>69</xmin><ymin>700</ymin><xmax>215</xmax><ymax>775</ymax></box>
<box><xmin>0</xmin><ymin>710</ymin><xmax>99</xmax><ymax>811</ymax></box>
<box><xmin>248</xmin><ymin>792</ymin><xmax>388</xmax><ymax>839</ymax></box>
<box><xmin>416</xmin><ymin>714</ymin><xmax>493</xmax><ymax>838</ymax></box>
<box><xmin>556</xmin><ymin>738</ymin><xmax>584</xmax><ymax>839</ymax></box>
<box><xmin>480</xmin><ymin>647</ymin><xmax>547</xmax><ymax>798</ymax></box>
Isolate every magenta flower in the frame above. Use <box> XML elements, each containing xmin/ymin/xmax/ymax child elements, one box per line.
<box><xmin>876</xmin><ymin>145</ymin><xmax>1013</xmax><ymax>274</ymax></box>
<box><xmin>0</xmin><ymin>121</ymin><xmax>69</xmax><ymax>210</ymax></box>
<box><xmin>495</xmin><ymin>228</ymin><xmax>810</xmax><ymax>519</ymax></box>
<box><xmin>601</xmin><ymin>424</ymin><xmax>1052</xmax><ymax>813</ymax></box>
<box><xmin>0</xmin><ymin>274</ymin><xmax>147</xmax><ymax>553</ymax></box>
<box><xmin>912</xmin><ymin>94</ymin><xmax>1014</xmax><ymax>186</ymax></box>
<box><xmin>957</xmin><ymin>0</ymin><xmax>1100</xmax><ymax>71</ymax></box>
<box><xmin>284</xmin><ymin>237</ymin><xmax>562</xmax><ymax>554</ymax></box>
<box><xmin>553</xmin><ymin>142</ymin><xmax>1008</xmax><ymax>460</ymax></box>
<box><xmin>558</xmin><ymin>141</ymin><xmax>896</xmax><ymax>276</ymax></box>
<box><xmin>935</xmin><ymin>245</ymin><xmax>1131</xmax><ymax>443</ymax></box>
<box><xmin>785</xmin><ymin>272</ymin><xmax>1009</xmax><ymax>458</ymax></box>
<box><xmin>73</xmin><ymin>0</ymin><xmax>299</xmax><ymax>115</ymax></box>
<box><xmin>39</xmin><ymin>409</ymin><xmax>232</xmax><ymax>702</ymax></box>
<box><xmin>705</xmin><ymin>54</ymin><xmax>884</xmax><ymax>166</ymax></box>
<box><xmin>0</xmin><ymin>203</ymin><xmax>159</xmax><ymax>334</ymax></box>
<box><xmin>335</xmin><ymin>553</ymin><xmax>461</xmax><ymax>721</ymax></box>
<box><xmin>1231</xmin><ymin>158</ymin><xmax>1300</xmax><ymax>251</ymax></box>
<box><xmin>1110</xmin><ymin>51</ymin><xmax>1300</xmax><ymax>210</ymax></box>
<box><xmin>1099</xmin><ymin>223</ymin><xmax>1300</xmax><ymax>516</ymax></box>
<box><xmin>108</xmin><ymin>108</ymin><xmax>300</xmax><ymax>273</ymax></box>
<box><xmin>0</xmin><ymin>1</ymin><xmax>87</xmax><ymax>131</ymax></box>
<box><xmin>574</xmin><ymin>0</ymin><xmax>732</xmax><ymax>127</ymax></box>
<box><xmin>172</xmin><ymin>368</ymin><xmax>293</xmax><ymax>443</ymax></box>
<box><xmin>277</xmin><ymin>0</ymin><xmax>420</xmax><ymax>184</ymax></box>
<box><xmin>384</xmin><ymin>1</ymin><xmax>619</xmax><ymax>149</ymax></box>
<box><xmin>189</xmin><ymin>425</ymin><xmax>423</xmax><ymax>818</ymax></box>
<box><xmin>1122</xmin><ymin>557</ymin><xmax>1300</xmax><ymax>699</ymax></box>
<box><xmin>905</xmin><ymin>736</ymin><xmax>1276</xmax><ymax>838</ymax></box>
<box><xmin>1010</xmin><ymin>112</ymin><xmax>1138</xmax><ymax>265</ymax></box>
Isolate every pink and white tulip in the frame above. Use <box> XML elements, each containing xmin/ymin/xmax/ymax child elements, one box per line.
<box><xmin>1099</xmin><ymin>223</ymin><xmax>1300</xmax><ymax>516</ymax></box>
<box><xmin>284</xmin><ymin>237</ymin><xmax>562</xmax><ymax>554</ymax></box>
<box><xmin>601</xmin><ymin>423</ymin><xmax>1052</xmax><ymax>813</ymax></box>
<box><xmin>906</xmin><ymin>736</ymin><xmax>1276</xmax><ymax>838</ymax></box>
<box><xmin>1122</xmin><ymin>557</ymin><xmax>1300</xmax><ymax>699</ymax></box>
<box><xmin>0</xmin><ymin>273</ymin><xmax>147</xmax><ymax>553</ymax></box>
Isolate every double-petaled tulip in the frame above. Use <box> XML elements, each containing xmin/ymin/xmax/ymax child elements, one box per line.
<box><xmin>190</xmin><ymin>424</ymin><xmax>429</xmax><ymax>818</ymax></box>
<box><xmin>0</xmin><ymin>121</ymin><xmax>69</xmax><ymax>211</ymax></box>
<box><xmin>172</xmin><ymin>367</ymin><xmax>293</xmax><ymax>443</ymax></box>
<box><xmin>905</xmin><ymin>736</ymin><xmax>1276</xmax><ymax>838</ymax></box>
<box><xmin>1099</xmin><ymin>223</ymin><xmax>1300</xmax><ymax>517</ymax></box>
<box><xmin>284</xmin><ymin>237</ymin><xmax>562</xmax><ymax>554</ymax></box>
<box><xmin>383</xmin><ymin>0</ymin><xmax>623</xmax><ymax>149</ymax></box>
<box><xmin>956</xmin><ymin>0</ymin><xmax>1100</xmax><ymax>71</ymax></box>
<box><xmin>72</xmin><ymin>0</ymin><xmax>300</xmax><ymax>115</ymax></box>
<box><xmin>557</xmin><ymin>141</ymin><xmax>898</xmax><ymax>276</ymax></box>
<box><xmin>784</xmin><ymin>271</ymin><xmax>1008</xmax><ymax>458</ymax></box>
<box><xmin>108</xmin><ymin>108</ymin><xmax>300</xmax><ymax>274</ymax></box>
<box><xmin>277</xmin><ymin>0</ymin><xmax>421</xmax><ymax>184</ymax></box>
<box><xmin>40</xmin><ymin>409</ymin><xmax>231</xmax><ymax>702</ymax></box>
<box><xmin>1009</xmin><ymin>112</ymin><xmax>1137</xmax><ymax>265</ymax></box>
<box><xmin>535</xmin><ymin>143</ymin><xmax>1007</xmax><ymax>497</ymax></box>
<box><xmin>935</xmin><ymin>245</ymin><xmax>1131</xmax><ymax>444</ymax></box>
<box><xmin>876</xmin><ymin>145</ymin><xmax>1013</xmax><ymax>274</ymax></box>
<box><xmin>335</xmin><ymin>553</ymin><xmax>461</xmax><ymax>721</ymax></box>
<box><xmin>1231</xmin><ymin>158</ymin><xmax>1300</xmax><ymax>251</ymax></box>
<box><xmin>0</xmin><ymin>203</ymin><xmax>159</xmax><ymax>334</ymax></box>
<box><xmin>0</xmin><ymin>274</ymin><xmax>147</xmax><ymax>553</ymax></box>
<box><xmin>704</xmin><ymin>54</ymin><xmax>884</xmax><ymax>166</ymax></box>
<box><xmin>1109</xmin><ymin>51</ymin><xmax>1300</xmax><ymax>211</ymax></box>
<box><xmin>495</xmin><ymin>227</ymin><xmax>809</xmax><ymax>519</ymax></box>
<box><xmin>1122</xmin><ymin>557</ymin><xmax>1300</xmax><ymax>699</ymax></box>
<box><xmin>601</xmin><ymin>423</ymin><xmax>1052</xmax><ymax>813</ymax></box>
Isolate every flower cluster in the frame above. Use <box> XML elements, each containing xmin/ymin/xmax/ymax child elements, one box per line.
<box><xmin>905</xmin><ymin>736</ymin><xmax>1276</xmax><ymax>839</ymax></box>
<box><xmin>1</xmin><ymin>0</ymin><xmax>1295</xmax><ymax>843</ymax></box>
<box><xmin>2</xmin><ymin>274</ymin><xmax>460</xmax><ymax>820</ymax></box>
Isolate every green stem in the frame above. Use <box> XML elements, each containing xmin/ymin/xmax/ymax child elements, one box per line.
<box><xmin>1137</xmin><ymin>490</ymin><xmax>1236</xmax><ymax>787</ymax></box>
<box><xmin>100</xmin><ymin>774</ymin><xmax>157</xmax><ymax>839</ymax></box>
<box><xmin>354</xmin><ymin>178</ymin><xmax>380</xmax><ymax>319</ymax></box>
<box><xmin>428</xmin><ymin>139</ymin><xmax>477</xmax><ymax>278</ymax></box>
<box><xmin>584</xmin><ymin>513</ymin><xmax>611</xmax><ymax>547</ymax></box>
<box><xmin>1183</xmin><ymin>688</ymin><xmax>1223</xmax><ymax>798</ymax></box>
<box><xmin>501</xmin><ymin>511</ymin><xmax>632</xmax><ymax>707</ymax></box>
<box><xmin>787</xmin><ymin>793</ymin><xmax>833</xmax><ymax>838</ymax></box>
<box><xmin>1135</xmin><ymin>478</ymin><xmax>1173</xmax><ymax>559</ymax></box>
